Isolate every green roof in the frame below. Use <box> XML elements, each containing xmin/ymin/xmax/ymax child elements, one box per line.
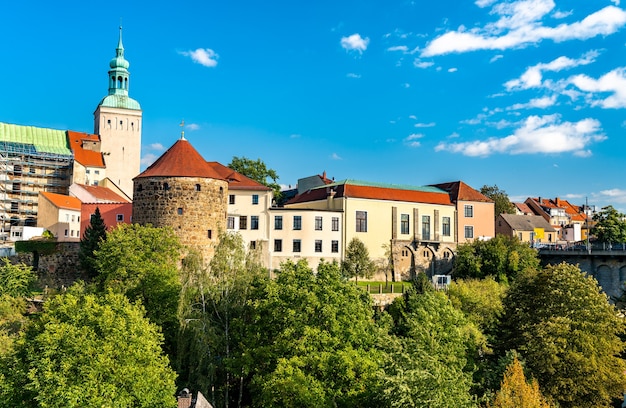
<box><xmin>0</xmin><ymin>123</ymin><xmax>72</xmax><ymax>156</ymax></box>
<box><xmin>98</xmin><ymin>94</ymin><xmax>141</xmax><ymax>110</ymax></box>
<box><xmin>322</xmin><ymin>179</ymin><xmax>446</xmax><ymax>193</ymax></box>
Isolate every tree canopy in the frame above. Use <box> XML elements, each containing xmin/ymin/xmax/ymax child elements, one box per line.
<box><xmin>591</xmin><ymin>205</ymin><xmax>626</xmax><ymax>244</ymax></box>
<box><xmin>228</xmin><ymin>156</ymin><xmax>282</xmax><ymax>200</ymax></box>
<box><xmin>489</xmin><ymin>356</ymin><xmax>552</xmax><ymax>408</ymax></box>
<box><xmin>480</xmin><ymin>185</ymin><xmax>515</xmax><ymax>218</ymax></box>
<box><xmin>341</xmin><ymin>237</ymin><xmax>375</xmax><ymax>283</ymax></box>
<box><xmin>498</xmin><ymin>263</ymin><xmax>626</xmax><ymax>407</ymax></box>
<box><xmin>453</xmin><ymin>235</ymin><xmax>539</xmax><ymax>282</ymax></box>
<box><xmin>0</xmin><ymin>288</ymin><xmax>177</xmax><ymax>408</ymax></box>
<box><xmin>95</xmin><ymin>223</ymin><xmax>182</xmax><ymax>356</ymax></box>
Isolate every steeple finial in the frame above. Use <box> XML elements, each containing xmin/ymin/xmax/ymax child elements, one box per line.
<box><xmin>180</xmin><ymin>120</ymin><xmax>186</xmax><ymax>140</ymax></box>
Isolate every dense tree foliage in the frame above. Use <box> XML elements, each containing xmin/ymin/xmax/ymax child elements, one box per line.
<box><xmin>241</xmin><ymin>260</ymin><xmax>384</xmax><ymax>407</ymax></box>
<box><xmin>0</xmin><ymin>287</ymin><xmax>176</xmax><ymax>407</ymax></box>
<box><xmin>341</xmin><ymin>237</ymin><xmax>375</xmax><ymax>283</ymax></box>
<box><xmin>480</xmin><ymin>185</ymin><xmax>515</xmax><ymax>218</ymax></box>
<box><xmin>591</xmin><ymin>205</ymin><xmax>626</xmax><ymax>244</ymax></box>
<box><xmin>499</xmin><ymin>263</ymin><xmax>626</xmax><ymax>407</ymax></box>
<box><xmin>0</xmin><ymin>259</ymin><xmax>35</xmax><ymax>355</ymax></box>
<box><xmin>0</xmin><ymin>258</ymin><xmax>35</xmax><ymax>298</ymax></box>
<box><xmin>177</xmin><ymin>232</ymin><xmax>266</xmax><ymax>407</ymax></box>
<box><xmin>381</xmin><ymin>283</ymin><xmax>479</xmax><ymax>407</ymax></box>
<box><xmin>489</xmin><ymin>356</ymin><xmax>552</xmax><ymax>408</ymax></box>
<box><xmin>95</xmin><ymin>223</ymin><xmax>182</xmax><ymax>356</ymax></box>
<box><xmin>78</xmin><ymin>207</ymin><xmax>107</xmax><ymax>279</ymax></box>
<box><xmin>453</xmin><ymin>235</ymin><xmax>539</xmax><ymax>282</ymax></box>
<box><xmin>228</xmin><ymin>156</ymin><xmax>282</xmax><ymax>201</ymax></box>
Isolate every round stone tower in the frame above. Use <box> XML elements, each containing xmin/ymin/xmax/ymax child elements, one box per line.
<box><xmin>132</xmin><ymin>136</ymin><xmax>228</xmax><ymax>260</ymax></box>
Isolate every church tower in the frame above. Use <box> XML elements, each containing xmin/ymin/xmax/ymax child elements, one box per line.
<box><xmin>94</xmin><ymin>26</ymin><xmax>142</xmax><ymax>198</ymax></box>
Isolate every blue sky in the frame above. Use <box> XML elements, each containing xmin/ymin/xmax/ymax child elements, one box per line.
<box><xmin>2</xmin><ymin>0</ymin><xmax>626</xmax><ymax>211</ymax></box>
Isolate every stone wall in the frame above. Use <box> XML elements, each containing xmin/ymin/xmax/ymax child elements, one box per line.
<box><xmin>14</xmin><ymin>242</ymin><xmax>83</xmax><ymax>288</ymax></box>
<box><xmin>133</xmin><ymin>176</ymin><xmax>228</xmax><ymax>261</ymax></box>
<box><xmin>390</xmin><ymin>239</ymin><xmax>456</xmax><ymax>281</ymax></box>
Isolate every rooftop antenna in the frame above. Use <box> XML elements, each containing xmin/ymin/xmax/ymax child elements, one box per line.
<box><xmin>180</xmin><ymin>119</ymin><xmax>186</xmax><ymax>140</ymax></box>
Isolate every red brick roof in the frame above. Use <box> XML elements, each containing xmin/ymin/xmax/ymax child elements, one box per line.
<box><xmin>430</xmin><ymin>181</ymin><xmax>492</xmax><ymax>203</ymax></box>
<box><xmin>135</xmin><ymin>139</ymin><xmax>225</xmax><ymax>180</ymax></box>
<box><xmin>287</xmin><ymin>180</ymin><xmax>453</xmax><ymax>206</ymax></box>
<box><xmin>67</xmin><ymin>131</ymin><xmax>104</xmax><ymax>168</ymax></box>
<box><xmin>74</xmin><ymin>184</ymin><xmax>129</xmax><ymax>203</ymax></box>
<box><xmin>40</xmin><ymin>192</ymin><xmax>81</xmax><ymax>210</ymax></box>
<box><xmin>207</xmin><ymin>162</ymin><xmax>272</xmax><ymax>191</ymax></box>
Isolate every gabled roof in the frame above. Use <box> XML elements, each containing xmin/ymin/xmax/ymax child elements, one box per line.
<box><xmin>67</xmin><ymin>131</ymin><xmax>105</xmax><ymax>168</ymax></box>
<box><xmin>499</xmin><ymin>214</ymin><xmax>557</xmax><ymax>232</ymax></box>
<box><xmin>430</xmin><ymin>181</ymin><xmax>493</xmax><ymax>203</ymax></box>
<box><xmin>514</xmin><ymin>202</ymin><xmax>534</xmax><ymax>215</ymax></box>
<box><xmin>135</xmin><ymin>138</ymin><xmax>225</xmax><ymax>180</ymax></box>
<box><xmin>287</xmin><ymin>179</ymin><xmax>453</xmax><ymax>206</ymax></box>
<box><xmin>207</xmin><ymin>162</ymin><xmax>271</xmax><ymax>191</ymax></box>
<box><xmin>40</xmin><ymin>192</ymin><xmax>81</xmax><ymax>210</ymax></box>
<box><xmin>72</xmin><ymin>184</ymin><xmax>129</xmax><ymax>203</ymax></box>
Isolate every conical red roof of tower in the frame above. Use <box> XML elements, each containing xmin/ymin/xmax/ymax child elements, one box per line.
<box><xmin>135</xmin><ymin>138</ymin><xmax>225</xmax><ymax>180</ymax></box>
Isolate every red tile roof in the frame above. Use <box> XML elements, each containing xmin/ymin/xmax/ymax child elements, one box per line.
<box><xmin>135</xmin><ymin>138</ymin><xmax>225</xmax><ymax>180</ymax></box>
<box><xmin>430</xmin><ymin>181</ymin><xmax>493</xmax><ymax>203</ymax></box>
<box><xmin>74</xmin><ymin>184</ymin><xmax>129</xmax><ymax>203</ymax></box>
<box><xmin>40</xmin><ymin>192</ymin><xmax>81</xmax><ymax>210</ymax></box>
<box><xmin>207</xmin><ymin>162</ymin><xmax>272</xmax><ymax>191</ymax></box>
<box><xmin>514</xmin><ymin>202</ymin><xmax>534</xmax><ymax>215</ymax></box>
<box><xmin>67</xmin><ymin>131</ymin><xmax>104</xmax><ymax>168</ymax></box>
<box><xmin>287</xmin><ymin>180</ymin><xmax>453</xmax><ymax>206</ymax></box>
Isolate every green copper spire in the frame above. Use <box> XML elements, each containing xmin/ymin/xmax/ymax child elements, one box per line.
<box><xmin>98</xmin><ymin>26</ymin><xmax>141</xmax><ymax>110</ymax></box>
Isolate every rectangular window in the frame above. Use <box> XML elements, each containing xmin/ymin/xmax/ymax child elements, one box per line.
<box><xmin>251</xmin><ymin>216</ymin><xmax>259</xmax><ymax>230</ymax></box>
<box><xmin>315</xmin><ymin>240</ymin><xmax>322</xmax><ymax>253</ymax></box>
<box><xmin>442</xmin><ymin>217</ymin><xmax>451</xmax><ymax>236</ymax></box>
<box><xmin>293</xmin><ymin>239</ymin><xmax>301</xmax><ymax>253</ymax></box>
<box><xmin>274</xmin><ymin>239</ymin><xmax>282</xmax><ymax>252</ymax></box>
<box><xmin>401</xmin><ymin>214</ymin><xmax>410</xmax><ymax>234</ymax></box>
<box><xmin>227</xmin><ymin>216</ymin><xmax>235</xmax><ymax>229</ymax></box>
<box><xmin>116</xmin><ymin>214</ymin><xmax>124</xmax><ymax>222</ymax></box>
<box><xmin>422</xmin><ymin>215</ymin><xmax>431</xmax><ymax>240</ymax></box>
<box><xmin>252</xmin><ymin>194</ymin><xmax>259</xmax><ymax>205</ymax></box>
<box><xmin>64</xmin><ymin>229</ymin><xmax>68</xmax><ymax>237</ymax></box>
<box><xmin>239</xmin><ymin>216</ymin><xmax>247</xmax><ymax>230</ymax></box>
<box><xmin>464</xmin><ymin>225</ymin><xmax>474</xmax><ymax>239</ymax></box>
<box><xmin>71</xmin><ymin>230</ymin><xmax>74</xmax><ymax>237</ymax></box>
<box><xmin>274</xmin><ymin>216</ymin><xmax>283</xmax><ymax>230</ymax></box>
<box><xmin>71</xmin><ymin>215</ymin><xmax>75</xmax><ymax>222</ymax></box>
<box><xmin>229</xmin><ymin>195</ymin><xmax>235</xmax><ymax>205</ymax></box>
<box><xmin>332</xmin><ymin>217</ymin><xmax>339</xmax><ymax>231</ymax></box>
<box><xmin>207</xmin><ymin>230</ymin><xmax>212</xmax><ymax>239</ymax></box>
<box><xmin>293</xmin><ymin>216</ymin><xmax>302</xmax><ymax>230</ymax></box>
<box><xmin>177</xmin><ymin>208</ymin><xmax>183</xmax><ymax>215</ymax></box>
<box><xmin>315</xmin><ymin>216</ymin><xmax>323</xmax><ymax>231</ymax></box>
<box><xmin>464</xmin><ymin>205</ymin><xmax>474</xmax><ymax>218</ymax></box>
<box><xmin>250</xmin><ymin>241</ymin><xmax>257</xmax><ymax>250</ymax></box>
<box><xmin>94</xmin><ymin>170</ymin><xmax>100</xmax><ymax>175</ymax></box>
<box><xmin>356</xmin><ymin>211</ymin><xmax>367</xmax><ymax>232</ymax></box>
<box><xmin>86</xmin><ymin>169</ymin><xmax>90</xmax><ymax>174</ymax></box>
<box><xmin>331</xmin><ymin>240</ymin><xmax>339</xmax><ymax>253</ymax></box>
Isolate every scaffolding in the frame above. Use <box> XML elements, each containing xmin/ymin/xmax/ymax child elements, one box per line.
<box><xmin>0</xmin><ymin>141</ymin><xmax>72</xmax><ymax>237</ymax></box>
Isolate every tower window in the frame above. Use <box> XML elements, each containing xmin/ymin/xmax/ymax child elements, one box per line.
<box><xmin>177</xmin><ymin>208</ymin><xmax>183</xmax><ymax>215</ymax></box>
<box><xmin>207</xmin><ymin>230</ymin><xmax>212</xmax><ymax>239</ymax></box>
<box><xmin>195</xmin><ymin>184</ymin><xmax>201</xmax><ymax>192</ymax></box>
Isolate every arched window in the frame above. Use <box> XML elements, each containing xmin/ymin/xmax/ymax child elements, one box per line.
<box><xmin>195</xmin><ymin>184</ymin><xmax>201</xmax><ymax>192</ymax></box>
<box><xmin>163</xmin><ymin>183</ymin><xmax>170</xmax><ymax>191</ymax></box>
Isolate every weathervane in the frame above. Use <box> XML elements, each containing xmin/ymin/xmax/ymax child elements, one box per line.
<box><xmin>180</xmin><ymin>119</ymin><xmax>186</xmax><ymax>140</ymax></box>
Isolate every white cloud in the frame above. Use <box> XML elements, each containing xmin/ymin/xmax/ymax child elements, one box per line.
<box><xmin>414</xmin><ymin>59</ymin><xmax>434</xmax><ymax>69</ymax></box>
<box><xmin>403</xmin><ymin>83</ymin><xmax>411</xmax><ymax>88</ymax></box>
<box><xmin>179</xmin><ymin>48</ymin><xmax>219</xmax><ymax>67</ymax></box>
<box><xmin>387</xmin><ymin>45</ymin><xmax>409</xmax><ymax>52</ymax></box>
<box><xmin>330</xmin><ymin>152</ymin><xmax>342</xmax><ymax>160</ymax></box>
<box><xmin>414</xmin><ymin>122</ymin><xmax>436</xmax><ymax>128</ymax></box>
<box><xmin>140</xmin><ymin>153</ymin><xmax>159</xmax><ymax>167</ymax></box>
<box><xmin>186</xmin><ymin>123</ymin><xmax>200</xmax><ymax>131</ymax></box>
<box><xmin>435</xmin><ymin>114</ymin><xmax>606</xmax><ymax>156</ymax></box>
<box><xmin>341</xmin><ymin>33</ymin><xmax>370</xmax><ymax>53</ymax></box>
<box><xmin>148</xmin><ymin>143</ymin><xmax>164</xmax><ymax>151</ymax></box>
<box><xmin>346</xmin><ymin>73</ymin><xmax>362</xmax><ymax>78</ymax></box>
<box><xmin>505</xmin><ymin>51</ymin><xmax>598</xmax><ymax>91</ymax></box>
<box><xmin>421</xmin><ymin>2</ymin><xmax>626</xmax><ymax>57</ymax></box>
<box><xmin>552</xmin><ymin>9</ymin><xmax>573</xmax><ymax>19</ymax></box>
<box><xmin>448</xmin><ymin>67</ymin><xmax>458</xmax><ymax>73</ymax></box>
<box><xmin>404</xmin><ymin>133</ymin><xmax>424</xmax><ymax>147</ymax></box>
<box><xmin>508</xmin><ymin>95</ymin><xmax>557</xmax><ymax>110</ymax></box>
<box><xmin>570</xmin><ymin>67</ymin><xmax>626</xmax><ymax>108</ymax></box>
<box><xmin>490</xmin><ymin>54</ymin><xmax>504</xmax><ymax>63</ymax></box>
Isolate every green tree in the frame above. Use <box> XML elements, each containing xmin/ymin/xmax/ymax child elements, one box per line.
<box><xmin>453</xmin><ymin>235</ymin><xmax>539</xmax><ymax>282</ymax></box>
<box><xmin>95</xmin><ymin>223</ymin><xmax>182</xmax><ymax>356</ymax></box>
<box><xmin>228</xmin><ymin>156</ymin><xmax>282</xmax><ymax>201</ymax></box>
<box><xmin>489</xmin><ymin>356</ymin><xmax>552</xmax><ymax>408</ymax></box>
<box><xmin>242</xmin><ymin>260</ymin><xmax>384</xmax><ymax>407</ymax></box>
<box><xmin>177</xmin><ymin>232</ymin><xmax>266</xmax><ymax>407</ymax></box>
<box><xmin>0</xmin><ymin>258</ymin><xmax>35</xmax><ymax>298</ymax></box>
<box><xmin>591</xmin><ymin>205</ymin><xmax>626</xmax><ymax>244</ymax></box>
<box><xmin>379</xmin><ymin>285</ymin><xmax>479</xmax><ymax>407</ymax></box>
<box><xmin>0</xmin><ymin>259</ymin><xmax>35</xmax><ymax>355</ymax></box>
<box><xmin>79</xmin><ymin>207</ymin><xmax>107</xmax><ymax>279</ymax></box>
<box><xmin>0</xmin><ymin>287</ymin><xmax>176</xmax><ymax>408</ymax></box>
<box><xmin>499</xmin><ymin>263</ymin><xmax>626</xmax><ymax>407</ymax></box>
<box><xmin>480</xmin><ymin>185</ymin><xmax>515</xmax><ymax>218</ymax></box>
<box><xmin>341</xmin><ymin>237</ymin><xmax>375</xmax><ymax>283</ymax></box>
